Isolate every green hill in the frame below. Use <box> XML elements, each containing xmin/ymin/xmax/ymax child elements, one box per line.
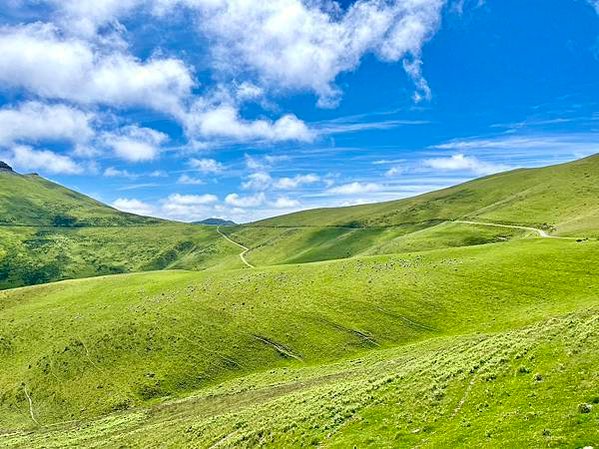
<box><xmin>0</xmin><ymin>164</ymin><xmax>158</xmax><ymax>227</ymax></box>
<box><xmin>0</xmin><ymin>155</ymin><xmax>598</xmax><ymax>447</ymax></box>
<box><xmin>0</xmin><ymin>238</ymin><xmax>597</xmax><ymax>447</ymax></box>
<box><xmin>229</xmin><ymin>155</ymin><xmax>599</xmax><ymax>266</ymax></box>
<box><xmin>0</xmin><ymin>165</ymin><xmax>243</xmax><ymax>289</ymax></box>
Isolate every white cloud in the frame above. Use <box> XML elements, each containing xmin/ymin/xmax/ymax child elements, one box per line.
<box><xmin>162</xmin><ymin>0</ymin><xmax>444</xmax><ymax>106</ymax></box>
<box><xmin>177</xmin><ymin>174</ymin><xmax>205</xmax><ymax>185</ymax></box>
<box><xmin>104</xmin><ymin>166</ymin><xmax>135</xmax><ymax>177</ymax></box>
<box><xmin>225</xmin><ymin>192</ymin><xmax>266</xmax><ymax>207</ymax></box>
<box><xmin>112</xmin><ymin>197</ymin><xmax>154</xmax><ymax>215</ymax></box>
<box><xmin>166</xmin><ymin>193</ymin><xmax>218</xmax><ymax>205</ymax></box>
<box><xmin>385</xmin><ymin>166</ymin><xmax>405</xmax><ymax>177</ymax></box>
<box><xmin>103</xmin><ymin>125</ymin><xmax>168</xmax><ymax>162</ymax></box>
<box><xmin>160</xmin><ymin>193</ymin><xmax>219</xmax><ymax>221</ymax></box>
<box><xmin>241</xmin><ymin>172</ymin><xmax>273</xmax><ymax>190</ymax></box>
<box><xmin>327</xmin><ymin>181</ymin><xmax>383</xmax><ymax>195</ymax></box>
<box><xmin>7</xmin><ymin>145</ymin><xmax>83</xmax><ymax>174</ymax></box>
<box><xmin>273</xmin><ymin>173</ymin><xmax>319</xmax><ymax>189</ymax></box>
<box><xmin>0</xmin><ymin>23</ymin><xmax>194</xmax><ymax>115</ymax></box>
<box><xmin>270</xmin><ymin>196</ymin><xmax>300</xmax><ymax>209</ymax></box>
<box><xmin>189</xmin><ymin>157</ymin><xmax>224</xmax><ymax>173</ymax></box>
<box><xmin>185</xmin><ymin>104</ymin><xmax>313</xmax><ymax>142</ymax></box>
<box><xmin>589</xmin><ymin>0</ymin><xmax>599</xmax><ymax>13</ymax></box>
<box><xmin>421</xmin><ymin>154</ymin><xmax>507</xmax><ymax>175</ymax></box>
<box><xmin>0</xmin><ymin>101</ymin><xmax>94</xmax><ymax>147</ymax></box>
<box><xmin>47</xmin><ymin>0</ymin><xmax>142</xmax><ymax>37</ymax></box>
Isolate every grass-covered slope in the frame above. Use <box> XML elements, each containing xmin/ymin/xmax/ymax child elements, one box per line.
<box><xmin>4</xmin><ymin>308</ymin><xmax>595</xmax><ymax>448</ymax></box>
<box><xmin>0</xmin><ymin>225</ymin><xmax>243</xmax><ymax>289</ymax></box>
<box><xmin>0</xmin><ymin>169</ymin><xmax>244</xmax><ymax>289</ymax></box>
<box><xmin>228</xmin><ymin>155</ymin><xmax>599</xmax><ymax>266</ymax></box>
<box><xmin>0</xmin><ymin>239</ymin><xmax>597</xmax><ymax>435</ymax></box>
<box><xmin>0</xmin><ymin>170</ymin><xmax>158</xmax><ymax>227</ymax></box>
<box><xmin>253</xmin><ymin>154</ymin><xmax>599</xmax><ymax>232</ymax></box>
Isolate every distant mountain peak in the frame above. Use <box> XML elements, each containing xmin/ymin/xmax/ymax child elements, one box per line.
<box><xmin>0</xmin><ymin>161</ymin><xmax>14</xmax><ymax>172</ymax></box>
<box><xmin>195</xmin><ymin>218</ymin><xmax>237</xmax><ymax>226</ymax></box>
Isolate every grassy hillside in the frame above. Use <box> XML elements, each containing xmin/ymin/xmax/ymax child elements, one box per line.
<box><xmin>0</xmin><ymin>169</ymin><xmax>244</xmax><ymax>289</ymax></box>
<box><xmin>0</xmin><ymin>239</ymin><xmax>596</xmax><ymax>436</ymax></box>
<box><xmin>0</xmin><ymin>170</ymin><xmax>159</xmax><ymax>227</ymax></box>
<box><xmin>252</xmin><ymin>154</ymin><xmax>599</xmax><ymax>232</ymax></box>
<box><xmin>0</xmin><ymin>156</ymin><xmax>598</xmax><ymax>447</ymax></box>
<box><xmin>0</xmin><ymin>225</ymin><xmax>243</xmax><ymax>289</ymax></box>
<box><xmin>228</xmin><ymin>155</ymin><xmax>599</xmax><ymax>266</ymax></box>
<box><xmin>3</xmin><ymin>308</ymin><xmax>595</xmax><ymax>448</ymax></box>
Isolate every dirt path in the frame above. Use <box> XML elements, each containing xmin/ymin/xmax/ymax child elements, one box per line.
<box><xmin>217</xmin><ymin>226</ymin><xmax>255</xmax><ymax>268</ymax></box>
<box><xmin>23</xmin><ymin>386</ymin><xmax>40</xmax><ymax>426</ymax></box>
<box><xmin>453</xmin><ymin>220</ymin><xmax>569</xmax><ymax>239</ymax></box>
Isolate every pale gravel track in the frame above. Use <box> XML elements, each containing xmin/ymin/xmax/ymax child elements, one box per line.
<box><xmin>217</xmin><ymin>226</ymin><xmax>255</xmax><ymax>268</ymax></box>
<box><xmin>453</xmin><ymin>220</ymin><xmax>574</xmax><ymax>239</ymax></box>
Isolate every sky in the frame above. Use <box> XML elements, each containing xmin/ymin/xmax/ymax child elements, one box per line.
<box><xmin>0</xmin><ymin>0</ymin><xmax>598</xmax><ymax>223</ymax></box>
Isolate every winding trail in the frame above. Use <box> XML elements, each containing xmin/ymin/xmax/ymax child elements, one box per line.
<box><xmin>453</xmin><ymin>220</ymin><xmax>570</xmax><ymax>239</ymax></box>
<box><xmin>23</xmin><ymin>386</ymin><xmax>40</xmax><ymax>426</ymax></box>
<box><xmin>217</xmin><ymin>226</ymin><xmax>255</xmax><ymax>268</ymax></box>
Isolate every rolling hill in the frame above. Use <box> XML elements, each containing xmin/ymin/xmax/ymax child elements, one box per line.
<box><xmin>0</xmin><ymin>163</ymin><xmax>159</xmax><ymax>227</ymax></box>
<box><xmin>0</xmin><ymin>155</ymin><xmax>597</xmax><ymax>447</ymax></box>
<box><xmin>229</xmin><ymin>154</ymin><xmax>599</xmax><ymax>266</ymax></box>
<box><xmin>0</xmin><ymin>164</ymin><xmax>243</xmax><ymax>289</ymax></box>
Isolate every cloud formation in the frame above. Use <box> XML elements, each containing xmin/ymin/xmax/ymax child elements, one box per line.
<box><xmin>6</xmin><ymin>145</ymin><xmax>83</xmax><ymax>174</ymax></box>
<box><xmin>421</xmin><ymin>154</ymin><xmax>508</xmax><ymax>175</ymax></box>
<box><xmin>168</xmin><ymin>0</ymin><xmax>445</xmax><ymax>107</ymax></box>
<box><xmin>0</xmin><ymin>23</ymin><xmax>194</xmax><ymax>115</ymax></box>
<box><xmin>0</xmin><ymin>101</ymin><xmax>93</xmax><ymax>147</ymax></box>
<box><xmin>103</xmin><ymin>126</ymin><xmax>168</xmax><ymax>162</ymax></box>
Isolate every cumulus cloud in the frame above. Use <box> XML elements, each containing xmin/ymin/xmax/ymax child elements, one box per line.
<box><xmin>327</xmin><ymin>181</ymin><xmax>383</xmax><ymax>195</ymax></box>
<box><xmin>270</xmin><ymin>196</ymin><xmax>300</xmax><ymax>209</ymax></box>
<box><xmin>225</xmin><ymin>192</ymin><xmax>266</xmax><ymax>207</ymax></box>
<box><xmin>160</xmin><ymin>0</ymin><xmax>444</xmax><ymax>106</ymax></box>
<box><xmin>241</xmin><ymin>172</ymin><xmax>273</xmax><ymax>190</ymax></box>
<box><xmin>160</xmin><ymin>192</ymin><xmax>219</xmax><ymax>221</ymax></box>
<box><xmin>47</xmin><ymin>0</ymin><xmax>143</xmax><ymax>37</ymax></box>
<box><xmin>184</xmin><ymin>104</ymin><xmax>313</xmax><ymax>142</ymax></box>
<box><xmin>0</xmin><ymin>23</ymin><xmax>194</xmax><ymax>115</ymax></box>
<box><xmin>189</xmin><ymin>157</ymin><xmax>224</xmax><ymax>173</ymax></box>
<box><xmin>6</xmin><ymin>145</ymin><xmax>83</xmax><ymax>174</ymax></box>
<box><xmin>112</xmin><ymin>197</ymin><xmax>154</xmax><ymax>215</ymax></box>
<box><xmin>177</xmin><ymin>174</ymin><xmax>205</xmax><ymax>185</ymax></box>
<box><xmin>0</xmin><ymin>101</ymin><xmax>94</xmax><ymax>147</ymax></box>
<box><xmin>103</xmin><ymin>125</ymin><xmax>168</xmax><ymax>162</ymax></box>
<box><xmin>421</xmin><ymin>154</ymin><xmax>508</xmax><ymax>175</ymax></box>
<box><xmin>273</xmin><ymin>173</ymin><xmax>320</xmax><ymax>189</ymax></box>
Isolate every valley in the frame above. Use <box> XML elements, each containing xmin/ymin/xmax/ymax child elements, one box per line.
<box><xmin>0</xmin><ymin>156</ymin><xmax>597</xmax><ymax>448</ymax></box>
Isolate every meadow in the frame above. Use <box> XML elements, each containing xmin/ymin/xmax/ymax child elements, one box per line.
<box><xmin>0</xmin><ymin>156</ymin><xmax>597</xmax><ymax>447</ymax></box>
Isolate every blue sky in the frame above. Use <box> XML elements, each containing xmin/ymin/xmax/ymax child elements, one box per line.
<box><xmin>0</xmin><ymin>0</ymin><xmax>598</xmax><ymax>222</ymax></box>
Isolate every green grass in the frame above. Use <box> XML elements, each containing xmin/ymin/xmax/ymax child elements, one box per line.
<box><xmin>219</xmin><ymin>155</ymin><xmax>599</xmax><ymax>268</ymax></box>
<box><xmin>0</xmin><ymin>171</ymin><xmax>248</xmax><ymax>289</ymax></box>
<box><xmin>0</xmin><ymin>156</ymin><xmax>598</xmax><ymax>447</ymax></box>
<box><xmin>0</xmin><ymin>239</ymin><xmax>597</xmax><ymax>444</ymax></box>
<box><xmin>253</xmin><ymin>154</ymin><xmax>599</xmax><ymax>233</ymax></box>
<box><xmin>1</xmin><ymin>307</ymin><xmax>596</xmax><ymax>448</ymax></box>
<box><xmin>0</xmin><ymin>224</ymin><xmax>243</xmax><ymax>289</ymax></box>
<box><xmin>0</xmin><ymin>172</ymin><xmax>159</xmax><ymax>227</ymax></box>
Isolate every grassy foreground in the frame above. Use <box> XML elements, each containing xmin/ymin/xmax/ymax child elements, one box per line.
<box><xmin>1</xmin><ymin>307</ymin><xmax>596</xmax><ymax>448</ymax></box>
<box><xmin>0</xmin><ymin>238</ymin><xmax>597</xmax><ymax>447</ymax></box>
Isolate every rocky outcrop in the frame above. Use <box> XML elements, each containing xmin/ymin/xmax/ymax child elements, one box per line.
<box><xmin>0</xmin><ymin>161</ymin><xmax>14</xmax><ymax>172</ymax></box>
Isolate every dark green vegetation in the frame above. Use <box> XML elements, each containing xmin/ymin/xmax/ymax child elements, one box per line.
<box><xmin>0</xmin><ymin>169</ymin><xmax>242</xmax><ymax>289</ymax></box>
<box><xmin>0</xmin><ymin>156</ymin><xmax>598</xmax><ymax>447</ymax></box>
